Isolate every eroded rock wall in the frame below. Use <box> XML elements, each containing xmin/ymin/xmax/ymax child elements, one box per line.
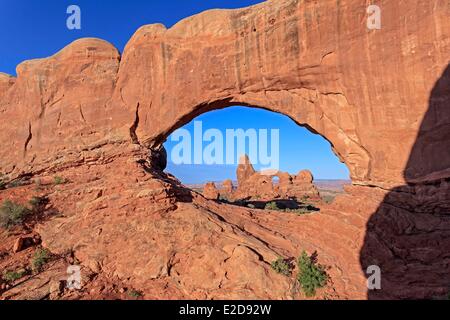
<box><xmin>0</xmin><ymin>0</ymin><xmax>448</xmax><ymax>187</ymax></box>
<box><xmin>0</xmin><ymin>0</ymin><xmax>449</xmax><ymax>300</ymax></box>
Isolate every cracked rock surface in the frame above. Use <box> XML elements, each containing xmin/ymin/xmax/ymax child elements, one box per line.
<box><xmin>0</xmin><ymin>0</ymin><xmax>449</xmax><ymax>300</ymax></box>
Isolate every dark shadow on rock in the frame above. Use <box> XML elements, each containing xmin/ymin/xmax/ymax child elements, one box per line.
<box><xmin>360</xmin><ymin>64</ymin><xmax>450</xmax><ymax>299</ymax></box>
<box><xmin>139</xmin><ymin>148</ymin><xmax>194</xmax><ymax>203</ymax></box>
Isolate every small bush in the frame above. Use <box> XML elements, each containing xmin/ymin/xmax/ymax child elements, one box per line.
<box><xmin>0</xmin><ymin>200</ymin><xmax>31</xmax><ymax>228</ymax></box>
<box><xmin>297</xmin><ymin>251</ymin><xmax>328</xmax><ymax>297</ymax></box>
<box><xmin>3</xmin><ymin>269</ymin><xmax>27</xmax><ymax>282</ymax></box>
<box><xmin>2</xmin><ymin>269</ymin><xmax>28</xmax><ymax>282</ymax></box>
<box><xmin>271</xmin><ymin>258</ymin><xmax>292</xmax><ymax>276</ymax></box>
<box><xmin>247</xmin><ymin>203</ymin><xmax>255</xmax><ymax>209</ymax></box>
<box><xmin>265</xmin><ymin>201</ymin><xmax>279</xmax><ymax>211</ymax></box>
<box><xmin>53</xmin><ymin>176</ymin><xmax>66</xmax><ymax>185</ymax></box>
<box><xmin>31</xmin><ymin>248</ymin><xmax>51</xmax><ymax>272</ymax></box>
<box><xmin>128</xmin><ymin>290</ymin><xmax>142</xmax><ymax>298</ymax></box>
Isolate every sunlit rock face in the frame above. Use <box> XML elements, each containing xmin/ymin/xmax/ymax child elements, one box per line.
<box><xmin>0</xmin><ymin>0</ymin><xmax>449</xmax><ymax>300</ymax></box>
<box><xmin>1</xmin><ymin>0</ymin><xmax>448</xmax><ymax>188</ymax></box>
<box><xmin>231</xmin><ymin>155</ymin><xmax>321</xmax><ymax>201</ymax></box>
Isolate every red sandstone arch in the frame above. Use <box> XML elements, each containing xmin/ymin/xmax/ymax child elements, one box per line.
<box><xmin>1</xmin><ymin>0</ymin><xmax>447</xmax><ymax>190</ymax></box>
<box><xmin>150</xmin><ymin>101</ymin><xmax>356</xmax><ymax>177</ymax></box>
<box><xmin>0</xmin><ymin>0</ymin><xmax>448</xmax><ymax>300</ymax></box>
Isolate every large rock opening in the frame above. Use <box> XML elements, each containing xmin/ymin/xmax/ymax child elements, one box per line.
<box><xmin>0</xmin><ymin>0</ymin><xmax>448</xmax><ymax>300</ymax></box>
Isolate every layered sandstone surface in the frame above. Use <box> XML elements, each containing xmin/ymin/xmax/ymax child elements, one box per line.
<box><xmin>0</xmin><ymin>0</ymin><xmax>449</xmax><ymax>300</ymax></box>
<box><xmin>0</xmin><ymin>0</ymin><xmax>448</xmax><ymax>187</ymax></box>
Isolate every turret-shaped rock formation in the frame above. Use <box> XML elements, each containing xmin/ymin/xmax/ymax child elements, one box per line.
<box><xmin>236</xmin><ymin>155</ymin><xmax>255</xmax><ymax>186</ymax></box>
<box><xmin>229</xmin><ymin>155</ymin><xmax>320</xmax><ymax>201</ymax></box>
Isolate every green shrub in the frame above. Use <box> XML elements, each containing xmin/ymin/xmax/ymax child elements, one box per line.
<box><xmin>297</xmin><ymin>251</ymin><xmax>328</xmax><ymax>297</ymax></box>
<box><xmin>271</xmin><ymin>258</ymin><xmax>292</xmax><ymax>276</ymax></box>
<box><xmin>3</xmin><ymin>269</ymin><xmax>27</xmax><ymax>282</ymax></box>
<box><xmin>0</xmin><ymin>200</ymin><xmax>31</xmax><ymax>228</ymax></box>
<box><xmin>31</xmin><ymin>248</ymin><xmax>51</xmax><ymax>272</ymax></box>
<box><xmin>128</xmin><ymin>290</ymin><xmax>142</xmax><ymax>298</ymax></box>
<box><xmin>53</xmin><ymin>176</ymin><xmax>66</xmax><ymax>185</ymax></box>
<box><xmin>265</xmin><ymin>201</ymin><xmax>279</xmax><ymax>211</ymax></box>
<box><xmin>247</xmin><ymin>203</ymin><xmax>256</xmax><ymax>209</ymax></box>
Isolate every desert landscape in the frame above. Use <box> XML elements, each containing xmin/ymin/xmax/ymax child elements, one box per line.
<box><xmin>0</xmin><ymin>0</ymin><xmax>449</xmax><ymax>301</ymax></box>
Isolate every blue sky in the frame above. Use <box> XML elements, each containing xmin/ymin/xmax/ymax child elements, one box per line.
<box><xmin>0</xmin><ymin>0</ymin><xmax>263</xmax><ymax>75</ymax></box>
<box><xmin>165</xmin><ymin>107</ymin><xmax>350</xmax><ymax>184</ymax></box>
<box><xmin>0</xmin><ymin>1</ymin><xmax>350</xmax><ymax>183</ymax></box>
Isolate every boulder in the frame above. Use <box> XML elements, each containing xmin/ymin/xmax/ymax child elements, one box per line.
<box><xmin>12</xmin><ymin>236</ymin><xmax>35</xmax><ymax>253</ymax></box>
